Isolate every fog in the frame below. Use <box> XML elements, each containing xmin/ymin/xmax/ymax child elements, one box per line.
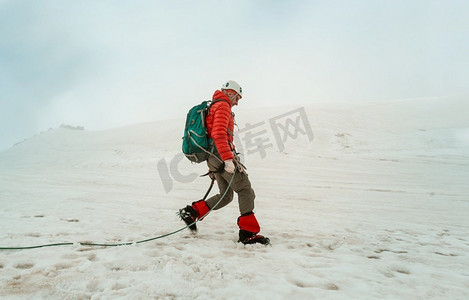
<box><xmin>1</xmin><ymin>0</ymin><xmax>468</xmax><ymax>151</ymax></box>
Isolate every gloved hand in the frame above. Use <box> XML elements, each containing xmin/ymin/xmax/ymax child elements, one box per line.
<box><xmin>224</xmin><ymin>159</ymin><xmax>235</xmax><ymax>174</ymax></box>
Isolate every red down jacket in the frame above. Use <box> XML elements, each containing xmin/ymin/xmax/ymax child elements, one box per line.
<box><xmin>205</xmin><ymin>90</ymin><xmax>234</xmax><ymax>161</ymax></box>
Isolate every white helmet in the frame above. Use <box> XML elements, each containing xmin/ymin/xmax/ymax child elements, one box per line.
<box><xmin>221</xmin><ymin>80</ymin><xmax>242</xmax><ymax>96</ymax></box>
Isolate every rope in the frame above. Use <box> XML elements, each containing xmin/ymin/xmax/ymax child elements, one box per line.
<box><xmin>0</xmin><ymin>169</ymin><xmax>236</xmax><ymax>251</ymax></box>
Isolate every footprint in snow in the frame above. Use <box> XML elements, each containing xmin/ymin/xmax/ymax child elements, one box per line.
<box><xmin>14</xmin><ymin>263</ymin><xmax>34</xmax><ymax>269</ymax></box>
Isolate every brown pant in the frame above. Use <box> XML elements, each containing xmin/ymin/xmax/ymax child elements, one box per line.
<box><xmin>205</xmin><ymin>155</ymin><xmax>255</xmax><ymax>215</ymax></box>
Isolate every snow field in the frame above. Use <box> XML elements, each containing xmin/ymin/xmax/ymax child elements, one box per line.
<box><xmin>1</xmin><ymin>97</ymin><xmax>468</xmax><ymax>299</ymax></box>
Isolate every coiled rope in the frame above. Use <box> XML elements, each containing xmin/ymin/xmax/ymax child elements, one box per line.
<box><xmin>0</xmin><ymin>169</ymin><xmax>236</xmax><ymax>250</ymax></box>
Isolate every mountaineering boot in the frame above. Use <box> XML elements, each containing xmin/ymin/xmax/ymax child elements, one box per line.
<box><xmin>239</xmin><ymin>230</ymin><xmax>271</xmax><ymax>245</ymax></box>
<box><xmin>237</xmin><ymin>212</ymin><xmax>270</xmax><ymax>245</ymax></box>
<box><xmin>178</xmin><ymin>205</ymin><xmax>198</xmax><ymax>232</ymax></box>
<box><xmin>178</xmin><ymin>200</ymin><xmax>211</xmax><ymax>232</ymax></box>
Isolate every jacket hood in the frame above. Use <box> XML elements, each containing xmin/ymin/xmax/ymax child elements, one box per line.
<box><xmin>212</xmin><ymin>90</ymin><xmax>232</xmax><ymax>106</ymax></box>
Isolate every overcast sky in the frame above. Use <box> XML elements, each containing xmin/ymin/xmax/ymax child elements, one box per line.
<box><xmin>1</xmin><ymin>0</ymin><xmax>468</xmax><ymax>151</ymax></box>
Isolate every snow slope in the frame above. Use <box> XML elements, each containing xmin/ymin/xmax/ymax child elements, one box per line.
<box><xmin>1</xmin><ymin>97</ymin><xmax>468</xmax><ymax>299</ymax></box>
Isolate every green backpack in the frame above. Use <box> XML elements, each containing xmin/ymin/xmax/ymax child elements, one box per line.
<box><xmin>182</xmin><ymin>101</ymin><xmax>215</xmax><ymax>163</ymax></box>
